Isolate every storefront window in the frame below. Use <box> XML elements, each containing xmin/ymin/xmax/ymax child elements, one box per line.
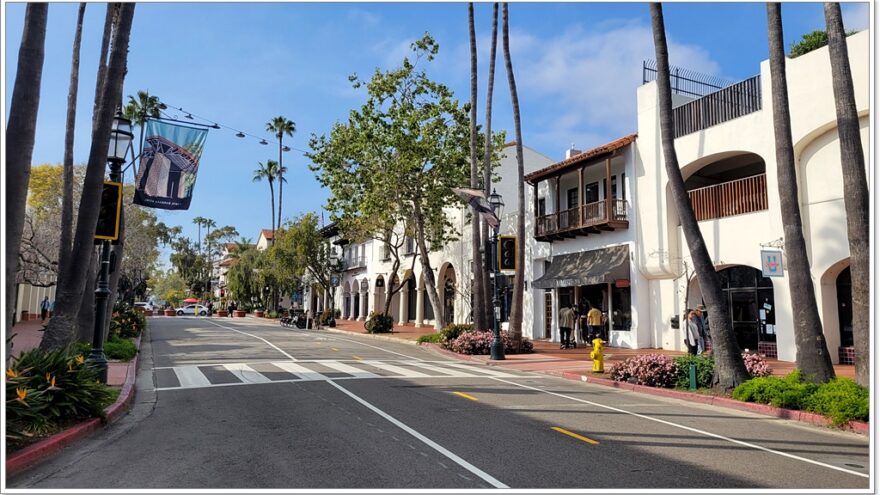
<box><xmin>611</xmin><ymin>286</ymin><xmax>631</xmax><ymax>330</ymax></box>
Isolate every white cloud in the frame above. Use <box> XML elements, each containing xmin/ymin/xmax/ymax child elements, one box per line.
<box><xmin>346</xmin><ymin>7</ymin><xmax>381</xmax><ymax>27</ymax></box>
<box><xmin>842</xmin><ymin>3</ymin><xmax>870</xmax><ymax>32</ymax></box>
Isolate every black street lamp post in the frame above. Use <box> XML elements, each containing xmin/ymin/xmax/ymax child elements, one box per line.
<box><xmin>487</xmin><ymin>189</ymin><xmax>505</xmax><ymax>361</ymax></box>
<box><xmin>87</xmin><ymin>111</ymin><xmax>133</xmax><ymax>383</ymax></box>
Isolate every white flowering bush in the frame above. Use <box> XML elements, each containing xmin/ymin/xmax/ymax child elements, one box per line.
<box><xmin>608</xmin><ymin>353</ymin><xmax>677</xmax><ymax>387</ymax></box>
<box><xmin>741</xmin><ymin>352</ymin><xmax>772</xmax><ymax>377</ymax></box>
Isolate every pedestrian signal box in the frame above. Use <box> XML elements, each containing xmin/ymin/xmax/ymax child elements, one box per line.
<box><xmin>498</xmin><ymin>236</ymin><xmax>517</xmax><ymax>272</ymax></box>
<box><xmin>95</xmin><ymin>181</ymin><xmax>123</xmax><ymax>241</ymax></box>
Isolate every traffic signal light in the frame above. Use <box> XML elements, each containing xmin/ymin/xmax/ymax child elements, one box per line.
<box><xmin>498</xmin><ymin>236</ymin><xmax>517</xmax><ymax>272</ymax></box>
<box><xmin>95</xmin><ymin>181</ymin><xmax>123</xmax><ymax>241</ymax></box>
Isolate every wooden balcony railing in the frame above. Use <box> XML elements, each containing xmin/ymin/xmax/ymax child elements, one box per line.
<box><xmin>536</xmin><ymin>199</ymin><xmax>629</xmax><ymax>239</ymax></box>
<box><xmin>688</xmin><ymin>173</ymin><xmax>768</xmax><ymax>221</ymax></box>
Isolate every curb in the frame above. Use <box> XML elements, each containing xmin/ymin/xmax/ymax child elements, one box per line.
<box><xmin>416</xmin><ymin>342</ymin><xmax>869</xmax><ymax>436</ymax></box>
<box><xmin>6</xmin><ymin>335</ymin><xmax>143</xmax><ymax>477</ymax></box>
<box><xmin>320</xmin><ymin>326</ymin><xmax>421</xmax><ymax>346</ymax></box>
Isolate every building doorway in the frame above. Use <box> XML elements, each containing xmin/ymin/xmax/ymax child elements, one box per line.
<box><xmin>717</xmin><ymin>266</ymin><xmax>775</xmax><ymax>354</ymax></box>
<box><xmin>837</xmin><ymin>267</ymin><xmax>853</xmax><ymax>347</ymax></box>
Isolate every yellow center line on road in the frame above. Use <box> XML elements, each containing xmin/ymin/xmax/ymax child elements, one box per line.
<box><xmin>331</xmin><ymin>347</ymin><xmax>339</xmax><ymax>351</ymax></box>
<box><xmin>452</xmin><ymin>391</ymin><xmax>479</xmax><ymax>401</ymax></box>
<box><xmin>352</xmin><ymin>355</ymin><xmax>363</xmax><ymax>360</ymax></box>
<box><xmin>552</xmin><ymin>426</ymin><xmax>599</xmax><ymax>445</ymax></box>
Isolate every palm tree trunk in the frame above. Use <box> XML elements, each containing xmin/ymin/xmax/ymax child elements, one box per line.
<box><xmin>481</xmin><ymin>3</ymin><xmax>499</xmax><ymax>330</ymax></box>
<box><xmin>6</xmin><ymin>3</ymin><xmax>48</xmax><ymax>338</ymax></box>
<box><xmin>502</xmin><ymin>3</ymin><xmax>526</xmax><ymax>346</ymax></box>
<box><xmin>650</xmin><ymin>3</ymin><xmax>749</xmax><ymax>391</ymax></box>
<box><xmin>277</xmin><ymin>137</ymin><xmax>284</xmax><ymax>234</ymax></box>
<box><xmin>42</xmin><ymin>2</ymin><xmax>136</xmax><ymax>351</ymax></box>
<box><xmin>59</xmin><ymin>3</ymin><xmax>87</xmax><ymax>284</ymax></box>
<box><xmin>824</xmin><ymin>2</ymin><xmax>869</xmax><ymax>387</ymax></box>
<box><xmin>766</xmin><ymin>4</ymin><xmax>835</xmax><ymax>383</ymax></box>
<box><xmin>92</xmin><ymin>4</ymin><xmax>116</xmax><ymax>130</ymax></box>
<box><xmin>77</xmin><ymin>249</ymin><xmax>98</xmax><ymax>342</ymax></box>
<box><xmin>269</xmin><ymin>180</ymin><xmax>276</xmax><ymax>237</ymax></box>
<box><xmin>467</xmin><ymin>3</ymin><xmax>486</xmax><ymax>332</ymax></box>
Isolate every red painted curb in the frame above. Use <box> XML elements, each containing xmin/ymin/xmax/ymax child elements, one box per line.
<box><xmin>6</xmin><ymin>334</ymin><xmax>143</xmax><ymax>477</ymax></box>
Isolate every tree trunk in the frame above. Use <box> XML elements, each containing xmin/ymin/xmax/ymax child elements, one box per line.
<box><xmin>59</xmin><ymin>3</ymin><xmax>87</xmax><ymax>283</ymax></box>
<box><xmin>481</xmin><ymin>3</ymin><xmax>500</xmax><ymax>331</ymax></box>
<box><xmin>269</xmin><ymin>180</ymin><xmax>276</xmax><ymax>237</ymax></box>
<box><xmin>42</xmin><ymin>2</ymin><xmax>136</xmax><ymax>351</ymax></box>
<box><xmin>413</xmin><ymin>204</ymin><xmax>445</xmax><ymax>329</ymax></box>
<box><xmin>649</xmin><ymin>3</ymin><xmax>749</xmax><ymax>391</ymax></box>
<box><xmin>77</xmin><ymin>249</ymin><xmax>98</xmax><ymax>342</ymax></box>
<box><xmin>104</xmin><ymin>208</ymin><xmax>125</xmax><ymax>339</ymax></box>
<box><xmin>766</xmin><ymin>4</ymin><xmax>835</xmax><ymax>383</ymax></box>
<box><xmin>92</xmin><ymin>4</ymin><xmax>116</xmax><ymax>130</ymax></box>
<box><xmin>277</xmin><ymin>137</ymin><xmax>284</xmax><ymax>234</ymax></box>
<box><xmin>824</xmin><ymin>2</ymin><xmax>869</xmax><ymax>387</ymax></box>
<box><xmin>502</xmin><ymin>4</ymin><xmax>526</xmax><ymax>346</ymax></box>
<box><xmin>6</xmin><ymin>3</ymin><xmax>48</xmax><ymax>339</ymax></box>
<box><xmin>467</xmin><ymin>3</ymin><xmax>487</xmax><ymax>332</ymax></box>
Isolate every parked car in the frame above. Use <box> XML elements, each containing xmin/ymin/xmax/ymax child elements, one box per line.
<box><xmin>176</xmin><ymin>304</ymin><xmax>208</xmax><ymax>316</ymax></box>
<box><xmin>134</xmin><ymin>301</ymin><xmax>154</xmax><ymax>311</ymax></box>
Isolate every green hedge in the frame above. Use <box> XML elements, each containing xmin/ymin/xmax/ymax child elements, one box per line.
<box><xmin>673</xmin><ymin>355</ymin><xmax>715</xmax><ymax>389</ymax></box>
<box><xmin>803</xmin><ymin>378</ymin><xmax>869</xmax><ymax>425</ymax></box>
<box><xmin>364</xmin><ymin>312</ymin><xmax>393</xmax><ymax>333</ymax></box>
<box><xmin>416</xmin><ymin>333</ymin><xmax>444</xmax><ymax>344</ymax></box>
<box><xmin>732</xmin><ymin>370</ymin><xmax>819</xmax><ymax>410</ymax></box>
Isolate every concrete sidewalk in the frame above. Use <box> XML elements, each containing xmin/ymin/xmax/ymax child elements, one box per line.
<box><xmin>326</xmin><ymin>318</ymin><xmax>856</xmax><ymax>379</ymax></box>
<box><xmin>7</xmin><ymin>319</ymin><xmax>131</xmax><ymax>386</ymax></box>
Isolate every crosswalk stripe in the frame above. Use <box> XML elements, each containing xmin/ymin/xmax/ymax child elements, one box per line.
<box><xmin>404</xmin><ymin>361</ymin><xmax>480</xmax><ymax>377</ymax></box>
<box><xmin>223</xmin><ymin>363</ymin><xmax>272</xmax><ymax>384</ymax></box>
<box><xmin>318</xmin><ymin>360</ymin><xmax>379</xmax><ymax>379</ymax></box>
<box><xmin>272</xmin><ymin>361</ymin><xmax>328</xmax><ymax>380</ymax></box>
<box><xmin>173</xmin><ymin>366</ymin><xmax>211</xmax><ymax>388</ymax></box>
<box><xmin>441</xmin><ymin>362</ymin><xmax>519</xmax><ymax>377</ymax></box>
<box><xmin>363</xmin><ymin>360</ymin><xmax>431</xmax><ymax>378</ymax></box>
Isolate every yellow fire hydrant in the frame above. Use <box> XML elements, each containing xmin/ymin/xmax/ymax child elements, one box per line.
<box><xmin>590</xmin><ymin>337</ymin><xmax>605</xmax><ymax>373</ymax></box>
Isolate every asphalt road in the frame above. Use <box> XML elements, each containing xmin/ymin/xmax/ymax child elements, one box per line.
<box><xmin>8</xmin><ymin>316</ymin><xmax>871</xmax><ymax>490</ymax></box>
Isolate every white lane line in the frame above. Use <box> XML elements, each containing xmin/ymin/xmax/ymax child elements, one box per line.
<box><xmin>317</xmin><ymin>360</ymin><xmax>379</xmax><ymax>379</ymax></box>
<box><xmin>223</xmin><ymin>363</ymin><xmax>272</xmax><ymax>384</ymax></box>
<box><xmin>206</xmin><ymin>320</ymin><xmax>299</xmax><ymax>361</ymax></box>
<box><xmin>273</xmin><ymin>361</ymin><xmax>328</xmax><ymax>381</ymax></box>
<box><xmin>326</xmin><ymin>380</ymin><xmax>508</xmax><ymax>488</ymax></box>
<box><xmin>491</xmin><ymin>377</ymin><xmax>869</xmax><ymax>479</ymax></box>
<box><xmin>172</xmin><ymin>366</ymin><xmax>211</xmax><ymax>388</ymax></box>
<box><xmin>363</xmin><ymin>360</ymin><xmax>431</xmax><ymax>378</ymax></box>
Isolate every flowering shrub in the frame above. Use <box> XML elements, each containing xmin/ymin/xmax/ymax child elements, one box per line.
<box><xmin>439</xmin><ymin>324</ymin><xmax>473</xmax><ymax>348</ymax></box>
<box><xmin>447</xmin><ymin>330</ymin><xmax>533</xmax><ymax>355</ymax></box>
<box><xmin>110</xmin><ymin>302</ymin><xmax>146</xmax><ymax>338</ymax></box>
<box><xmin>608</xmin><ymin>354</ymin><xmax>677</xmax><ymax>388</ymax></box>
<box><xmin>741</xmin><ymin>352</ymin><xmax>772</xmax><ymax>377</ymax></box>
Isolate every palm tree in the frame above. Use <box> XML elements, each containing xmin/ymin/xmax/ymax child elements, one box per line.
<box><xmin>502</xmin><ymin>3</ymin><xmax>526</xmax><ymax>347</ymax></box>
<box><xmin>481</xmin><ymin>3</ymin><xmax>500</xmax><ymax>329</ymax></box>
<box><xmin>266</xmin><ymin>116</ymin><xmax>296</xmax><ymax>231</ymax></box>
<box><xmin>203</xmin><ymin>218</ymin><xmax>217</xmax><ymax>297</ymax></box>
<box><xmin>58</xmin><ymin>3</ymin><xmax>87</xmax><ymax>285</ymax></box>
<box><xmin>41</xmin><ymin>3</ymin><xmax>136</xmax><ymax>351</ymax></box>
<box><xmin>92</xmin><ymin>4</ymin><xmax>116</xmax><ymax>130</ymax></box>
<box><xmin>253</xmin><ymin>160</ymin><xmax>280</xmax><ymax>237</ymax></box>
<box><xmin>649</xmin><ymin>2</ymin><xmax>749</xmax><ymax>391</ymax></box>
<box><xmin>467</xmin><ymin>3</ymin><xmax>486</xmax><ymax>332</ymax></box>
<box><xmin>765</xmin><ymin>4</ymin><xmax>835</xmax><ymax>383</ymax></box>
<box><xmin>824</xmin><ymin>3</ymin><xmax>869</xmax><ymax>387</ymax></box>
<box><xmin>192</xmin><ymin>216</ymin><xmax>208</xmax><ymax>254</ymax></box>
<box><xmin>123</xmin><ymin>89</ymin><xmax>161</xmax><ymax>155</ymax></box>
<box><xmin>6</xmin><ymin>3</ymin><xmax>48</xmax><ymax>338</ymax></box>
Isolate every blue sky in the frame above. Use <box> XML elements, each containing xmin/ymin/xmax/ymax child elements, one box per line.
<box><xmin>4</xmin><ymin>1</ymin><xmax>871</xmax><ymax>259</ymax></box>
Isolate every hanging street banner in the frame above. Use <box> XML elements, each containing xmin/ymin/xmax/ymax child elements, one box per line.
<box><xmin>133</xmin><ymin>119</ymin><xmax>207</xmax><ymax>210</ymax></box>
<box><xmin>452</xmin><ymin>187</ymin><xmax>499</xmax><ymax>229</ymax></box>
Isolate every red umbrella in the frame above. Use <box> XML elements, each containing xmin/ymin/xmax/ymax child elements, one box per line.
<box><xmin>183</xmin><ymin>298</ymin><xmax>199</xmax><ymax>304</ymax></box>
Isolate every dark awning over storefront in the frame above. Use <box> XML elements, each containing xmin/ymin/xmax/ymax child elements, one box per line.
<box><xmin>533</xmin><ymin>245</ymin><xmax>630</xmax><ymax>289</ymax></box>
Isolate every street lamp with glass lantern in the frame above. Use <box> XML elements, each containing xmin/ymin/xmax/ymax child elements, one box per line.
<box><xmin>487</xmin><ymin>189</ymin><xmax>505</xmax><ymax>360</ymax></box>
<box><xmin>87</xmin><ymin>110</ymin><xmax>133</xmax><ymax>383</ymax></box>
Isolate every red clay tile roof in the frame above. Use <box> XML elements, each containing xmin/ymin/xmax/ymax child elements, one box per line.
<box><xmin>524</xmin><ymin>133</ymin><xmax>637</xmax><ymax>184</ymax></box>
<box><xmin>260</xmin><ymin>229</ymin><xmax>274</xmax><ymax>240</ymax></box>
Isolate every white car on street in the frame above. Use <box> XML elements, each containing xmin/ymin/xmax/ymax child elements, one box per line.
<box><xmin>176</xmin><ymin>304</ymin><xmax>209</xmax><ymax>316</ymax></box>
<box><xmin>134</xmin><ymin>301</ymin><xmax>154</xmax><ymax>311</ymax></box>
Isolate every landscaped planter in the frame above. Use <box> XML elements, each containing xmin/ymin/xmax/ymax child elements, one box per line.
<box><xmin>143</xmin><ymin>310</ymin><xmax>153</xmax><ymax>317</ymax></box>
<box><xmin>164</xmin><ymin>309</ymin><xmax>176</xmax><ymax>317</ymax></box>
<box><xmin>216</xmin><ymin>310</ymin><xmax>228</xmax><ymax>317</ymax></box>
<box><xmin>233</xmin><ymin>310</ymin><xmax>246</xmax><ymax>318</ymax></box>
<box><xmin>254</xmin><ymin>310</ymin><xmax>265</xmax><ymax>318</ymax></box>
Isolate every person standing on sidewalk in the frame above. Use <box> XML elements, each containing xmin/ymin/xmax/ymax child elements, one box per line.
<box><xmin>685</xmin><ymin>310</ymin><xmax>701</xmax><ymax>355</ymax></box>
<box><xmin>559</xmin><ymin>304</ymin><xmax>576</xmax><ymax>349</ymax></box>
<box><xmin>587</xmin><ymin>302</ymin><xmax>603</xmax><ymax>341</ymax></box>
<box><xmin>40</xmin><ymin>296</ymin><xmax>50</xmax><ymax>322</ymax></box>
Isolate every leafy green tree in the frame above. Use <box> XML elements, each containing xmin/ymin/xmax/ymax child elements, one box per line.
<box><xmin>309</xmin><ymin>34</ymin><xmax>480</xmax><ymax>329</ymax></box>
<box><xmin>272</xmin><ymin>213</ymin><xmax>341</xmax><ymax>315</ymax></box>
<box><xmin>253</xmin><ymin>160</ymin><xmax>282</xmax><ymax>236</ymax></box>
<box><xmin>149</xmin><ymin>269</ymin><xmax>187</xmax><ymax>308</ymax></box>
<box><xmin>226</xmin><ymin>248</ymin><xmax>263</xmax><ymax>310</ymax></box>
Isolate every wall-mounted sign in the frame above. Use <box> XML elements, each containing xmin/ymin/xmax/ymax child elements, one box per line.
<box><xmin>760</xmin><ymin>250</ymin><xmax>784</xmax><ymax>277</ymax></box>
<box><xmin>615</xmin><ymin>279</ymin><xmax>630</xmax><ymax>288</ymax></box>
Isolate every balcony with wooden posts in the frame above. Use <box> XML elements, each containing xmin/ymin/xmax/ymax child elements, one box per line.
<box><xmin>535</xmin><ymin>199</ymin><xmax>629</xmax><ymax>242</ymax></box>
<box><xmin>688</xmin><ymin>173</ymin><xmax>768</xmax><ymax>221</ymax></box>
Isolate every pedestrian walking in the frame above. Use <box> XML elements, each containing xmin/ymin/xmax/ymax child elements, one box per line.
<box><xmin>695</xmin><ymin>304</ymin><xmax>709</xmax><ymax>354</ymax></box>
<box><xmin>685</xmin><ymin>310</ymin><xmax>701</xmax><ymax>355</ymax></box>
<box><xmin>559</xmin><ymin>304</ymin><xmax>577</xmax><ymax>349</ymax></box>
<box><xmin>40</xmin><ymin>296</ymin><xmax>50</xmax><ymax>322</ymax></box>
